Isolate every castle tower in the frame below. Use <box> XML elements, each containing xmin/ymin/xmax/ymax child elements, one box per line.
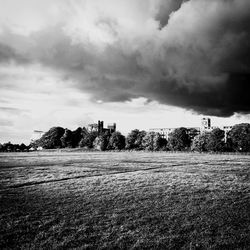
<box><xmin>98</xmin><ymin>120</ymin><xmax>104</xmax><ymax>134</ymax></box>
<box><xmin>201</xmin><ymin>117</ymin><xmax>211</xmax><ymax>130</ymax></box>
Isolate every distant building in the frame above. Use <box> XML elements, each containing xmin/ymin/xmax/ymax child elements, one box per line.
<box><xmin>87</xmin><ymin>123</ymin><xmax>99</xmax><ymax>132</ymax></box>
<box><xmin>149</xmin><ymin>127</ymin><xmax>200</xmax><ymax>140</ymax></box>
<box><xmin>87</xmin><ymin>120</ymin><xmax>116</xmax><ymax>135</ymax></box>
<box><xmin>201</xmin><ymin>117</ymin><xmax>211</xmax><ymax>130</ymax></box>
<box><xmin>200</xmin><ymin>118</ymin><xmax>233</xmax><ymax>142</ymax></box>
<box><xmin>149</xmin><ymin>118</ymin><xmax>233</xmax><ymax>142</ymax></box>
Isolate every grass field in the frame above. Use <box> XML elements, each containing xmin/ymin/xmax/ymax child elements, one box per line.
<box><xmin>0</xmin><ymin>151</ymin><xmax>249</xmax><ymax>249</ymax></box>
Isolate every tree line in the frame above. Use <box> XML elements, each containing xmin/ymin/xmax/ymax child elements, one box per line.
<box><xmin>1</xmin><ymin>123</ymin><xmax>250</xmax><ymax>153</ymax></box>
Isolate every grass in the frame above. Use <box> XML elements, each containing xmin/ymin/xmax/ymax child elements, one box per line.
<box><xmin>0</xmin><ymin>151</ymin><xmax>249</xmax><ymax>249</ymax></box>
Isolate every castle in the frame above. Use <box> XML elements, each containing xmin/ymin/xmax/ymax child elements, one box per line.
<box><xmin>31</xmin><ymin>121</ymin><xmax>116</xmax><ymax>143</ymax></box>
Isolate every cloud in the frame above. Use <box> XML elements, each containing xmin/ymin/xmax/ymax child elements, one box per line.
<box><xmin>154</xmin><ymin>0</ymin><xmax>187</xmax><ymax>28</ymax></box>
<box><xmin>0</xmin><ymin>119</ymin><xmax>13</xmax><ymax>127</ymax></box>
<box><xmin>0</xmin><ymin>106</ymin><xmax>27</xmax><ymax>114</ymax></box>
<box><xmin>0</xmin><ymin>42</ymin><xmax>27</xmax><ymax>64</ymax></box>
<box><xmin>0</xmin><ymin>0</ymin><xmax>250</xmax><ymax>117</ymax></box>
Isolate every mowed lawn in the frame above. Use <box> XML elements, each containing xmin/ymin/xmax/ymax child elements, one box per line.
<box><xmin>0</xmin><ymin>152</ymin><xmax>249</xmax><ymax>249</ymax></box>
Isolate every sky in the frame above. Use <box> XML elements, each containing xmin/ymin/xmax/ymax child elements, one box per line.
<box><xmin>0</xmin><ymin>0</ymin><xmax>250</xmax><ymax>144</ymax></box>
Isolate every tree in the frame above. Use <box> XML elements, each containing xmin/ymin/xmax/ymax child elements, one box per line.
<box><xmin>126</xmin><ymin>129</ymin><xmax>146</xmax><ymax>150</ymax></box>
<box><xmin>188</xmin><ymin>128</ymin><xmax>200</xmax><ymax>142</ymax></box>
<box><xmin>168</xmin><ymin>127</ymin><xmax>191</xmax><ymax>151</ymax></box>
<box><xmin>141</xmin><ymin>132</ymin><xmax>166</xmax><ymax>151</ymax></box>
<box><xmin>93</xmin><ymin>132</ymin><xmax>110</xmax><ymax>151</ymax></box>
<box><xmin>191</xmin><ymin>133</ymin><xmax>209</xmax><ymax>152</ymax></box>
<box><xmin>19</xmin><ymin>143</ymin><xmax>28</xmax><ymax>151</ymax></box>
<box><xmin>134</xmin><ymin>130</ymin><xmax>146</xmax><ymax>150</ymax></box>
<box><xmin>60</xmin><ymin>129</ymin><xmax>73</xmax><ymax>148</ymax></box>
<box><xmin>108</xmin><ymin>132</ymin><xmax>125</xmax><ymax>150</ymax></box>
<box><xmin>207</xmin><ymin>128</ymin><xmax>225</xmax><ymax>152</ymax></box>
<box><xmin>227</xmin><ymin>123</ymin><xmax>250</xmax><ymax>152</ymax></box>
<box><xmin>153</xmin><ymin>133</ymin><xmax>167</xmax><ymax>151</ymax></box>
<box><xmin>0</xmin><ymin>142</ymin><xmax>28</xmax><ymax>152</ymax></box>
<box><xmin>79</xmin><ymin>131</ymin><xmax>98</xmax><ymax>149</ymax></box>
<box><xmin>33</xmin><ymin>127</ymin><xmax>65</xmax><ymax>149</ymax></box>
<box><xmin>72</xmin><ymin>127</ymin><xmax>87</xmax><ymax>147</ymax></box>
<box><xmin>142</xmin><ymin>132</ymin><xmax>155</xmax><ymax>151</ymax></box>
<box><xmin>1</xmin><ymin>142</ymin><xmax>13</xmax><ymax>152</ymax></box>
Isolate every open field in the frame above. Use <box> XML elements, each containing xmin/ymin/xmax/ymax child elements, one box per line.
<box><xmin>0</xmin><ymin>151</ymin><xmax>250</xmax><ymax>249</ymax></box>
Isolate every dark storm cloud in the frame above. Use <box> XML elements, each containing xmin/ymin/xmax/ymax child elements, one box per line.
<box><xmin>0</xmin><ymin>0</ymin><xmax>250</xmax><ymax>117</ymax></box>
<box><xmin>144</xmin><ymin>73</ymin><xmax>250</xmax><ymax>117</ymax></box>
<box><xmin>155</xmin><ymin>0</ymin><xmax>187</xmax><ymax>28</ymax></box>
